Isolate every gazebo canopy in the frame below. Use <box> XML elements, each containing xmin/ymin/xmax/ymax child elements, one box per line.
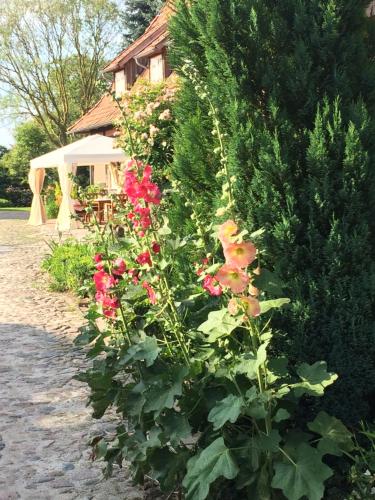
<box><xmin>30</xmin><ymin>134</ymin><xmax>126</xmax><ymax>169</ymax></box>
<box><xmin>28</xmin><ymin>134</ymin><xmax>128</xmax><ymax>231</ymax></box>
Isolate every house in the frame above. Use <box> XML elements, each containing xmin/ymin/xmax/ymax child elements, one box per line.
<box><xmin>68</xmin><ymin>1</ymin><xmax>175</xmax><ymax>190</ymax></box>
<box><xmin>68</xmin><ymin>2</ymin><xmax>175</xmax><ymax>137</ymax></box>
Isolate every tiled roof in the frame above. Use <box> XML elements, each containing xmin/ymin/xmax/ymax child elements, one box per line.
<box><xmin>136</xmin><ymin>32</ymin><xmax>169</xmax><ymax>58</ymax></box>
<box><xmin>68</xmin><ymin>94</ymin><xmax>121</xmax><ymax>134</ymax></box>
<box><xmin>103</xmin><ymin>2</ymin><xmax>175</xmax><ymax>73</ymax></box>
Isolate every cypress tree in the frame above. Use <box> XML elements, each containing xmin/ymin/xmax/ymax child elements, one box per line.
<box><xmin>170</xmin><ymin>0</ymin><xmax>375</xmax><ymax>423</ymax></box>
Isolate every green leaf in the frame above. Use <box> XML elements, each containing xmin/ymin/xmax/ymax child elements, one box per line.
<box><xmin>294</xmin><ymin>362</ymin><xmax>338</xmax><ymax>397</ymax></box>
<box><xmin>198</xmin><ymin>308</ymin><xmax>241</xmax><ymax>342</ymax></box>
<box><xmin>232</xmin><ymin>353</ymin><xmax>258</xmax><ymax>380</ymax></box>
<box><xmin>308</xmin><ymin>411</ymin><xmax>354</xmax><ymax>457</ymax></box>
<box><xmin>271</xmin><ymin>443</ymin><xmax>333</xmax><ymax>500</ymax></box>
<box><xmin>122</xmin><ymin>284</ymin><xmax>147</xmax><ymax>301</ymax></box>
<box><xmin>144</xmin><ymin>366</ymin><xmax>188</xmax><ymax>416</ymax></box>
<box><xmin>274</xmin><ymin>408</ymin><xmax>291</xmax><ymax>423</ymax></box>
<box><xmin>260</xmin><ymin>298</ymin><xmax>290</xmax><ymax>314</ymax></box>
<box><xmin>208</xmin><ymin>394</ymin><xmax>243</xmax><ymax>430</ymax></box>
<box><xmin>159</xmin><ymin>411</ymin><xmax>192</xmax><ymax>446</ymax></box>
<box><xmin>118</xmin><ymin>336</ymin><xmax>160</xmax><ymax>367</ymax></box>
<box><xmin>182</xmin><ymin>437</ymin><xmax>239</xmax><ymax>500</ymax></box>
<box><xmin>253</xmin><ymin>269</ymin><xmax>284</xmax><ymax>296</ymax></box>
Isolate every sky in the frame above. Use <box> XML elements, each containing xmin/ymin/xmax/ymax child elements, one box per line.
<box><xmin>0</xmin><ymin>125</ymin><xmax>14</xmax><ymax>148</ymax></box>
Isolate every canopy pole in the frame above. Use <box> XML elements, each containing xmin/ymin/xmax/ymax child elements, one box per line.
<box><xmin>56</xmin><ymin>162</ymin><xmax>78</xmax><ymax>231</ymax></box>
<box><xmin>28</xmin><ymin>167</ymin><xmax>47</xmax><ymax>226</ymax></box>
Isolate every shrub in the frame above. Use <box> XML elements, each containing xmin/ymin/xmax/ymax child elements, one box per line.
<box><xmin>169</xmin><ymin>0</ymin><xmax>375</xmax><ymax>424</ymax></box>
<box><xmin>42</xmin><ymin>239</ymin><xmax>95</xmax><ymax>296</ymax></box>
<box><xmin>0</xmin><ymin>198</ymin><xmax>11</xmax><ymax>208</ymax></box>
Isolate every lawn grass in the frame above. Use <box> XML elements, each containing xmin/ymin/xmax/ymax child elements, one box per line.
<box><xmin>0</xmin><ymin>207</ymin><xmax>30</xmax><ymax>211</ymax></box>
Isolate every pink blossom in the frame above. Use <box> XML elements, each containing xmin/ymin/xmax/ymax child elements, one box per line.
<box><xmin>142</xmin><ymin>281</ymin><xmax>157</xmax><ymax>304</ymax></box>
<box><xmin>94</xmin><ymin>253</ymin><xmax>103</xmax><ymax>263</ymax></box>
<box><xmin>224</xmin><ymin>242</ymin><xmax>256</xmax><ymax>269</ymax></box>
<box><xmin>215</xmin><ymin>264</ymin><xmax>249</xmax><ymax>294</ymax></box>
<box><xmin>151</xmin><ymin>241</ymin><xmax>160</xmax><ymax>254</ymax></box>
<box><xmin>112</xmin><ymin>258</ymin><xmax>126</xmax><ymax>276</ymax></box>
<box><xmin>94</xmin><ymin>270</ymin><xmax>116</xmax><ymax>293</ymax></box>
<box><xmin>136</xmin><ymin>251</ymin><xmax>152</xmax><ymax>267</ymax></box>
<box><xmin>202</xmin><ymin>275</ymin><xmax>223</xmax><ymax>296</ymax></box>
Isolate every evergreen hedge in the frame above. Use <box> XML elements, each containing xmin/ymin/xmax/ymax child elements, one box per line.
<box><xmin>170</xmin><ymin>0</ymin><xmax>375</xmax><ymax>423</ymax></box>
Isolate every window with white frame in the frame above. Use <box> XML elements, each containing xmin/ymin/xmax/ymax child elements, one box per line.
<box><xmin>149</xmin><ymin>54</ymin><xmax>164</xmax><ymax>83</ymax></box>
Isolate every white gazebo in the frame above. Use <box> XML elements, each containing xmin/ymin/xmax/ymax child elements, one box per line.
<box><xmin>28</xmin><ymin>134</ymin><xmax>128</xmax><ymax>231</ymax></box>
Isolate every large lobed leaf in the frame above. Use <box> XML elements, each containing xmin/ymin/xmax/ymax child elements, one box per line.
<box><xmin>271</xmin><ymin>443</ymin><xmax>333</xmax><ymax>500</ymax></box>
<box><xmin>183</xmin><ymin>437</ymin><xmax>239</xmax><ymax>500</ymax></box>
<box><xmin>198</xmin><ymin>308</ymin><xmax>242</xmax><ymax>342</ymax></box>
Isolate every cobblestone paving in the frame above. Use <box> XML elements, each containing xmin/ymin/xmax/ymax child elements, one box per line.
<box><xmin>0</xmin><ymin>217</ymin><xmax>144</xmax><ymax>500</ymax></box>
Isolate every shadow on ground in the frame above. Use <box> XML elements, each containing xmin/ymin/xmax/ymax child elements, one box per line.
<box><xmin>0</xmin><ymin>211</ymin><xmax>29</xmax><ymax>220</ymax></box>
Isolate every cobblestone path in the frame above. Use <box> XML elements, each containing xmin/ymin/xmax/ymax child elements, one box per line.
<box><xmin>0</xmin><ymin>217</ymin><xmax>143</xmax><ymax>500</ymax></box>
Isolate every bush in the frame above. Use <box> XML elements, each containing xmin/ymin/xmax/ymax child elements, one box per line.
<box><xmin>0</xmin><ymin>198</ymin><xmax>11</xmax><ymax>208</ymax></box>
<box><xmin>4</xmin><ymin>186</ymin><xmax>32</xmax><ymax>207</ymax></box>
<box><xmin>42</xmin><ymin>239</ymin><xmax>95</xmax><ymax>296</ymax></box>
<box><xmin>169</xmin><ymin>0</ymin><xmax>375</xmax><ymax>425</ymax></box>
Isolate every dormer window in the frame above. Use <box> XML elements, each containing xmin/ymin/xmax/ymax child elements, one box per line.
<box><xmin>115</xmin><ymin>70</ymin><xmax>127</xmax><ymax>97</ymax></box>
<box><xmin>150</xmin><ymin>54</ymin><xmax>164</xmax><ymax>83</ymax></box>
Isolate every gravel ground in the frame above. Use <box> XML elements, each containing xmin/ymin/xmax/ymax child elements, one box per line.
<box><xmin>0</xmin><ymin>216</ymin><xmax>148</xmax><ymax>500</ymax></box>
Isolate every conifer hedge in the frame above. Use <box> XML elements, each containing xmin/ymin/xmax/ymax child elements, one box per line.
<box><xmin>170</xmin><ymin>0</ymin><xmax>375</xmax><ymax>423</ymax></box>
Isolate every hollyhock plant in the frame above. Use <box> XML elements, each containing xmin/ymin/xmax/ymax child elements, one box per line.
<box><xmin>202</xmin><ymin>275</ymin><xmax>222</xmax><ymax>296</ymax></box>
<box><xmin>136</xmin><ymin>251</ymin><xmax>152</xmax><ymax>267</ymax></box>
<box><xmin>218</xmin><ymin>220</ymin><xmax>238</xmax><ymax>245</ymax></box>
<box><xmin>142</xmin><ymin>281</ymin><xmax>157</xmax><ymax>304</ymax></box>
<box><xmin>151</xmin><ymin>241</ymin><xmax>161</xmax><ymax>254</ymax></box>
<box><xmin>240</xmin><ymin>296</ymin><xmax>261</xmax><ymax>318</ymax></box>
<box><xmin>94</xmin><ymin>253</ymin><xmax>103</xmax><ymax>263</ymax></box>
<box><xmin>215</xmin><ymin>264</ymin><xmax>249</xmax><ymax>294</ymax></box>
<box><xmin>224</xmin><ymin>242</ymin><xmax>256</xmax><ymax>269</ymax></box>
<box><xmin>112</xmin><ymin>258</ymin><xmax>127</xmax><ymax>276</ymax></box>
<box><xmin>94</xmin><ymin>270</ymin><xmax>117</xmax><ymax>293</ymax></box>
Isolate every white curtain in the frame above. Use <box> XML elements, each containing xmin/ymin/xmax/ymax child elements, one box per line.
<box><xmin>28</xmin><ymin>168</ymin><xmax>46</xmax><ymax>226</ymax></box>
<box><xmin>109</xmin><ymin>162</ymin><xmax>123</xmax><ymax>192</ymax></box>
<box><xmin>56</xmin><ymin>163</ymin><xmax>77</xmax><ymax>231</ymax></box>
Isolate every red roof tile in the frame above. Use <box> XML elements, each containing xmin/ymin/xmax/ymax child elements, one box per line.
<box><xmin>103</xmin><ymin>2</ymin><xmax>175</xmax><ymax>73</ymax></box>
<box><xmin>68</xmin><ymin>94</ymin><xmax>121</xmax><ymax>134</ymax></box>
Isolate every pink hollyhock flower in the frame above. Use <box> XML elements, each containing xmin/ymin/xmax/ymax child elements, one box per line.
<box><xmin>218</xmin><ymin>220</ymin><xmax>238</xmax><ymax>245</ymax></box>
<box><xmin>224</xmin><ymin>241</ymin><xmax>256</xmax><ymax>268</ymax></box>
<box><xmin>228</xmin><ymin>298</ymin><xmax>239</xmax><ymax>315</ymax></box>
<box><xmin>95</xmin><ymin>262</ymin><xmax>104</xmax><ymax>271</ymax></box>
<box><xmin>103</xmin><ymin>307</ymin><xmax>117</xmax><ymax>318</ymax></box>
<box><xmin>136</xmin><ymin>251</ymin><xmax>152</xmax><ymax>267</ymax></box>
<box><xmin>151</xmin><ymin>241</ymin><xmax>160</xmax><ymax>254</ymax></box>
<box><xmin>102</xmin><ymin>296</ymin><xmax>120</xmax><ymax>310</ymax></box>
<box><xmin>249</xmin><ymin>282</ymin><xmax>260</xmax><ymax>297</ymax></box>
<box><xmin>202</xmin><ymin>257</ymin><xmax>210</xmax><ymax>265</ymax></box>
<box><xmin>240</xmin><ymin>296</ymin><xmax>261</xmax><ymax>318</ymax></box>
<box><xmin>142</xmin><ymin>281</ymin><xmax>157</xmax><ymax>304</ymax></box>
<box><xmin>215</xmin><ymin>264</ymin><xmax>249</xmax><ymax>294</ymax></box>
<box><xmin>95</xmin><ymin>291</ymin><xmax>105</xmax><ymax>302</ymax></box>
<box><xmin>143</xmin><ymin>182</ymin><xmax>161</xmax><ymax>205</ymax></box>
<box><xmin>143</xmin><ymin>164</ymin><xmax>152</xmax><ymax>181</ymax></box>
<box><xmin>202</xmin><ymin>275</ymin><xmax>222</xmax><ymax>296</ymax></box>
<box><xmin>93</xmin><ymin>270</ymin><xmax>116</xmax><ymax>293</ymax></box>
<box><xmin>94</xmin><ymin>253</ymin><xmax>103</xmax><ymax>263</ymax></box>
<box><xmin>112</xmin><ymin>258</ymin><xmax>126</xmax><ymax>276</ymax></box>
<box><xmin>128</xmin><ymin>268</ymin><xmax>140</xmax><ymax>285</ymax></box>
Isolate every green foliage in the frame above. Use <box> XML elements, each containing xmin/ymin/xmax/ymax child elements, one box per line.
<box><xmin>0</xmin><ymin>198</ymin><xmax>10</xmax><ymax>207</ymax></box>
<box><xmin>116</xmin><ymin>78</ymin><xmax>177</xmax><ymax>181</ymax></box>
<box><xmin>169</xmin><ymin>0</ymin><xmax>375</xmax><ymax>424</ymax></box>
<box><xmin>122</xmin><ymin>0</ymin><xmax>164</xmax><ymax>44</ymax></box>
<box><xmin>42</xmin><ymin>239</ymin><xmax>95</xmax><ymax>295</ymax></box>
<box><xmin>0</xmin><ymin>0</ymin><xmax>121</xmax><ymax>146</ymax></box>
